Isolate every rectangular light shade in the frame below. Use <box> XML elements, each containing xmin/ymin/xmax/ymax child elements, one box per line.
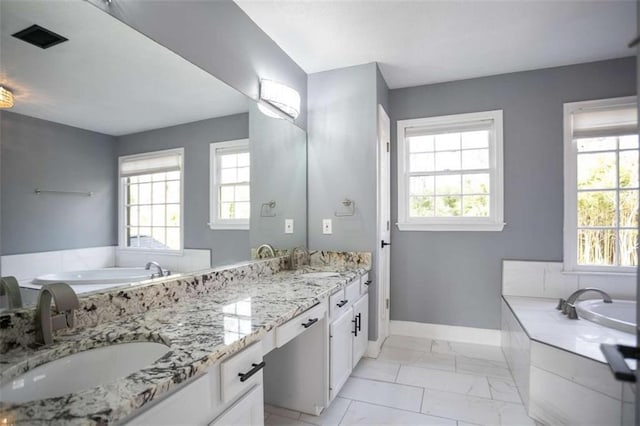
<box><xmin>259</xmin><ymin>79</ymin><xmax>300</xmax><ymax>119</ymax></box>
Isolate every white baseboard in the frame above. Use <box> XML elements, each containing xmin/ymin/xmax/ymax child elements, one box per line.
<box><xmin>389</xmin><ymin>320</ymin><xmax>501</xmax><ymax>346</ymax></box>
<box><xmin>365</xmin><ymin>336</ymin><xmax>384</xmax><ymax>358</ymax></box>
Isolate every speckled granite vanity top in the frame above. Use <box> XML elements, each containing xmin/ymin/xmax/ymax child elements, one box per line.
<box><xmin>0</xmin><ymin>255</ymin><xmax>370</xmax><ymax>425</ymax></box>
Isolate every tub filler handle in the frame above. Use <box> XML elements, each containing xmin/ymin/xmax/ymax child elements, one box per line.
<box><xmin>600</xmin><ymin>344</ymin><xmax>639</xmax><ymax>383</ymax></box>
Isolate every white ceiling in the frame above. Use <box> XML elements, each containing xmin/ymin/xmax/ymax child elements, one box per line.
<box><xmin>235</xmin><ymin>0</ymin><xmax>636</xmax><ymax>89</ymax></box>
<box><xmin>0</xmin><ymin>0</ymin><xmax>248</xmax><ymax>136</ymax></box>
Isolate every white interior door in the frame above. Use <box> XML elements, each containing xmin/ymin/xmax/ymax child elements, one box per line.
<box><xmin>377</xmin><ymin>105</ymin><xmax>391</xmax><ymax>342</ymax></box>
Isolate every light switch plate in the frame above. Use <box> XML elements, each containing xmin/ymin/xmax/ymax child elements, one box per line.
<box><xmin>285</xmin><ymin>219</ymin><xmax>294</xmax><ymax>234</ymax></box>
<box><xmin>322</xmin><ymin>219</ymin><xmax>332</xmax><ymax>234</ymax></box>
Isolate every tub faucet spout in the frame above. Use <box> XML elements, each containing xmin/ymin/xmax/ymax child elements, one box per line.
<box><xmin>145</xmin><ymin>261</ymin><xmax>166</xmax><ymax>278</ymax></box>
<box><xmin>559</xmin><ymin>287</ymin><xmax>613</xmax><ymax>320</ymax></box>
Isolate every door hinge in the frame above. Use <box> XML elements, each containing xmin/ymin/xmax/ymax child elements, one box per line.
<box><xmin>386</xmin><ymin>298</ymin><xmax>390</xmax><ymax>309</ymax></box>
<box><xmin>386</xmin><ymin>142</ymin><xmax>390</xmax><ymax>152</ymax></box>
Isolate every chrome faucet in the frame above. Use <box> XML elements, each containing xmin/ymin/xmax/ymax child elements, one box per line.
<box><xmin>256</xmin><ymin>244</ymin><xmax>276</xmax><ymax>259</ymax></box>
<box><xmin>290</xmin><ymin>246</ymin><xmax>309</xmax><ymax>270</ymax></box>
<box><xmin>557</xmin><ymin>287</ymin><xmax>612</xmax><ymax>319</ymax></box>
<box><xmin>35</xmin><ymin>282</ymin><xmax>79</xmax><ymax>345</ymax></box>
<box><xmin>0</xmin><ymin>276</ymin><xmax>23</xmax><ymax>309</ymax></box>
<box><xmin>145</xmin><ymin>261</ymin><xmax>168</xmax><ymax>278</ymax></box>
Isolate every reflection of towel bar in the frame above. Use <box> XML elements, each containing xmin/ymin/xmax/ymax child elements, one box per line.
<box><xmin>35</xmin><ymin>189</ymin><xmax>94</xmax><ymax>197</ymax></box>
<box><xmin>261</xmin><ymin>200</ymin><xmax>276</xmax><ymax>217</ymax></box>
<box><xmin>335</xmin><ymin>199</ymin><xmax>355</xmax><ymax>217</ymax></box>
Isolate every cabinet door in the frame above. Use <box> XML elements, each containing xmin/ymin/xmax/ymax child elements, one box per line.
<box><xmin>210</xmin><ymin>384</ymin><xmax>264</xmax><ymax>426</ymax></box>
<box><xmin>329</xmin><ymin>308</ymin><xmax>353</xmax><ymax>400</ymax></box>
<box><xmin>352</xmin><ymin>294</ymin><xmax>369</xmax><ymax>368</ymax></box>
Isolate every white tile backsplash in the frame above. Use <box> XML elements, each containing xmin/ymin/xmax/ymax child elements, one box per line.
<box><xmin>115</xmin><ymin>248</ymin><xmax>211</xmax><ymax>273</ymax></box>
<box><xmin>502</xmin><ymin>260</ymin><xmax>635</xmax><ymax>299</ymax></box>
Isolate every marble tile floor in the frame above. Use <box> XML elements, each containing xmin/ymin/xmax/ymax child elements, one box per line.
<box><xmin>264</xmin><ymin>335</ymin><xmax>537</xmax><ymax>426</ymax></box>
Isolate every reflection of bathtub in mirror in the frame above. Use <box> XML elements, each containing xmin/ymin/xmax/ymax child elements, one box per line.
<box><xmin>22</xmin><ymin>267</ymin><xmax>154</xmax><ymax>294</ymax></box>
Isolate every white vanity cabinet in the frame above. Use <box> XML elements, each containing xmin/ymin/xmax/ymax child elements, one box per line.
<box><xmin>328</xmin><ymin>274</ymin><xmax>369</xmax><ymax>401</ymax></box>
<box><xmin>126</xmin><ymin>343</ymin><xmax>264</xmax><ymax>426</ymax></box>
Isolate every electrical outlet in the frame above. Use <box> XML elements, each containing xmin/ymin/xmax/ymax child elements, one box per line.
<box><xmin>322</xmin><ymin>219</ymin><xmax>332</xmax><ymax>234</ymax></box>
<box><xmin>285</xmin><ymin>219</ymin><xmax>294</xmax><ymax>234</ymax></box>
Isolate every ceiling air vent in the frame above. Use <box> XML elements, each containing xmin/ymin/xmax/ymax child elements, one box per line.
<box><xmin>12</xmin><ymin>24</ymin><xmax>68</xmax><ymax>49</ymax></box>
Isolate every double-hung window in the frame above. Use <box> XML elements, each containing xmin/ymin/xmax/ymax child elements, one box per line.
<box><xmin>396</xmin><ymin>110</ymin><xmax>504</xmax><ymax>231</ymax></box>
<box><xmin>209</xmin><ymin>139</ymin><xmax>250</xmax><ymax>230</ymax></box>
<box><xmin>564</xmin><ymin>96</ymin><xmax>638</xmax><ymax>273</ymax></box>
<box><xmin>119</xmin><ymin>148</ymin><xmax>184</xmax><ymax>251</ymax></box>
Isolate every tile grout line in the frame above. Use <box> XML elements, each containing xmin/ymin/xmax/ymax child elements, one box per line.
<box><xmin>337</xmin><ymin>398</ymin><xmax>353</xmax><ymax>426</ymax></box>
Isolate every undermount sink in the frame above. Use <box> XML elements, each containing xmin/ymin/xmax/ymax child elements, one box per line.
<box><xmin>0</xmin><ymin>341</ymin><xmax>170</xmax><ymax>403</ymax></box>
<box><xmin>299</xmin><ymin>272</ymin><xmax>340</xmax><ymax>278</ymax></box>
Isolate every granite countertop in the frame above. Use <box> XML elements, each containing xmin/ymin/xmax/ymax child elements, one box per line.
<box><xmin>0</xmin><ymin>265</ymin><xmax>369</xmax><ymax>425</ymax></box>
<box><xmin>503</xmin><ymin>295</ymin><xmax>636</xmax><ymax>363</ymax></box>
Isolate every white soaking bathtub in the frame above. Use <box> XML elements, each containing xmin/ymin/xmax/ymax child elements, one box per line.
<box><xmin>575</xmin><ymin>299</ymin><xmax>636</xmax><ymax>334</ymax></box>
<box><xmin>25</xmin><ymin>267</ymin><xmax>154</xmax><ymax>294</ymax></box>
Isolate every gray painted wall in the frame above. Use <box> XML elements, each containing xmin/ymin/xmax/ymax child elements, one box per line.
<box><xmin>1</xmin><ymin>111</ymin><xmax>117</xmax><ymax>255</ymax></box>
<box><xmin>88</xmin><ymin>0</ymin><xmax>308</xmax><ymax>130</ymax></box>
<box><xmin>117</xmin><ymin>113</ymin><xmax>250</xmax><ymax>267</ymax></box>
<box><xmin>389</xmin><ymin>57</ymin><xmax>636</xmax><ymax>330</ymax></box>
<box><xmin>308</xmin><ymin>63</ymin><xmax>382</xmax><ymax>339</ymax></box>
<box><xmin>249</xmin><ymin>104</ymin><xmax>307</xmax><ymax>250</ymax></box>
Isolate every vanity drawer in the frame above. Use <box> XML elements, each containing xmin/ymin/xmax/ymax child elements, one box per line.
<box><xmin>330</xmin><ymin>279</ymin><xmax>359</xmax><ymax>319</ymax></box>
<box><xmin>275</xmin><ymin>302</ymin><xmax>326</xmax><ymax>348</ymax></box>
<box><xmin>360</xmin><ymin>273</ymin><xmax>371</xmax><ymax>295</ymax></box>
<box><xmin>220</xmin><ymin>343</ymin><xmax>264</xmax><ymax>404</ymax></box>
<box><xmin>345</xmin><ymin>279</ymin><xmax>360</xmax><ymax>305</ymax></box>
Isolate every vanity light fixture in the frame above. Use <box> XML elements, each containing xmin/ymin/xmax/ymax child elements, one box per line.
<box><xmin>0</xmin><ymin>86</ymin><xmax>14</xmax><ymax>109</ymax></box>
<box><xmin>258</xmin><ymin>79</ymin><xmax>300</xmax><ymax>120</ymax></box>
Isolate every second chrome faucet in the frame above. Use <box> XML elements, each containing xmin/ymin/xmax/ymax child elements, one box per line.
<box><xmin>556</xmin><ymin>287</ymin><xmax>612</xmax><ymax>319</ymax></box>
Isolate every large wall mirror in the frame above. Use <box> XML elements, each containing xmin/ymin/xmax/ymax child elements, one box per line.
<box><xmin>0</xmin><ymin>0</ymin><xmax>307</xmax><ymax>309</ymax></box>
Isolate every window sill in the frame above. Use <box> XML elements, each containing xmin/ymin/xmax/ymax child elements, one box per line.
<box><xmin>562</xmin><ymin>267</ymin><xmax>637</xmax><ymax>277</ymax></box>
<box><xmin>208</xmin><ymin>222</ymin><xmax>249</xmax><ymax>231</ymax></box>
<box><xmin>117</xmin><ymin>247</ymin><xmax>184</xmax><ymax>256</ymax></box>
<box><xmin>396</xmin><ymin>222</ymin><xmax>506</xmax><ymax>232</ymax></box>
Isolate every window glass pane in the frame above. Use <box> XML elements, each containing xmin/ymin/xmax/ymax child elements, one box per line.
<box><xmin>409</xmin><ymin>135</ymin><xmax>434</xmax><ymax>153</ymax></box>
<box><xmin>409</xmin><ymin>176</ymin><xmax>434</xmax><ymax>196</ymax></box>
<box><xmin>235</xmin><ymin>185</ymin><xmax>250</xmax><ymax>202</ymax></box>
<box><xmin>237</xmin><ymin>167</ymin><xmax>250</xmax><ymax>182</ymax></box>
<box><xmin>463</xmin><ymin>195</ymin><xmax>490</xmax><ymax>217</ymax></box>
<box><xmin>410</xmin><ymin>196</ymin><xmax>434</xmax><ymax>217</ymax></box>
<box><xmin>128</xmin><ymin>176</ymin><xmax>139</xmax><ymax>184</ymax></box>
<box><xmin>167</xmin><ymin>204</ymin><xmax>180</xmax><ymax>227</ymax></box>
<box><xmin>152</xmin><ymin>182</ymin><xmax>166</xmax><ymax>204</ymax></box>
<box><xmin>220</xmin><ymin>153</ymin><xmax>237</xmax><ymax>168</ymax></box>
<box><xmin>166</xmin><ymin>170</ymin><xmax>180</xmax><ymax>180</ymax></box>
<box><xmin>128</xmin><ymin>206</ymin><xmax>139</xmax><ymax>227</ymax></box>
<box><xmin>138</xmin><ymin>174</ymin><xmax>151</xmax><ymax>183</ymax></box>
<box><xmin>152</xmin><ymin>204</ymin><xmax>165</xmax><ymax>227</ymax></box>
<box><xmin>139</xmin><ymin>205</ymin><xmax>152</xmax><ymax>227</ymax></box>
<box><xmin>166</xmin><ymin>228</ymin><xmax>180</xmax><ymax>250</ymax></box>
<box><xmin>619</xmin><ymin>135</ymin><xmax>639</xmax><ymax>150</ymax></box>
<box><xmin>619</xmin><ymin>150</ymin><xmax>639</xmax><ymax>188</ymax></box>
<box><xmin>139</xmin><ymin>226</ymin><xmax>151</xmax><ymax>239</ymax></box>
<box><xmin>435</xmin><ymin>196</ymin><xmax>461</xmax><ymax>216</ymax></box>
<box><xmin>236</xmin><ymin>202</ymin><xmax>250</xmax><ymax>219</ymax></box>
<box><xmin>619</xmin><ymin>190</ymin><xmax>639</xmax><ymax>227</ymax></box>
<box><xmin>577</xmin><ymin>152</ymin><xmax>616</xmax><ymax>189</ymax></box>
<box><xmin>434</xmin><ymin>151</ymin><xmax>461</xmax><ymax>171</ymax></box>
<box><xmin>435</xmin><ymin>174</ymin><xmax>461</xmax><ymax>195</ymax></box>
<box><xmin>139</xmin><ymin>183</ymin><xmax>151</xmax><ymax>204</ymax></box>
<box><xmin>221</xmin><ymin>168</ymin><xmax>237</xmax><ymax>184</ymax></box>
<box><xmin>220</xmin><ymin>202</ymin><xmax>234</xmax><ymax>219</ymax></box>
<box><xmin>577</xmin><ymin>229</ymin><xmax>616</xmax><ymax>266</ymax></box>
<box><xmin>463</xmin><ymin>173</ymin><xmax>490</xmax><ymax>194</ymax></box>
<box><xmin>619</xmin><ymin>230</ymin><xmax>638</xmax><ymax>266</ymax></box>
<box><xmin>576</xmin><ymin>137</ymin><xmax>617</xmax><ymax>152</ymax></box>
<box><xmin>127</xmin><ymin>184</ymin><xmax>138</xmax><ymax>205</ymax></box>
<box><xmin>237</xmin><ymin>152</ymin><xmax>250</xmax><ymax>167</ymax></box>
<box><xmin>461</xmin><ymin>149</ymin><xmax>489</xmax><ymax>170</ymax></box>
<box><xmin>152</xmin><ymin>227</ymin><xmax>166</xmax><ymax>247</ymax></box>
<box><xmin>410</xmin><ymin>153</ymin><xmax>434</xmax><ymax>172</ymax></box>
<box><xmin>461</xmin><ymin>131</ymin><xmax>489</xmax><ymax>149</ymax></box>
<box><xmin>220</xmin><ymin>186</ymin><xmax>235</xmax><ymax>203</ymax></box>
<box><xmin>435</xmin><ymin>133</ymin><xmax>460</xmax><ymax>151</ymax></box>
<box><xmin>127</xmin><ymin>227</ymin><xmax>139</xmax><ymax>247</ymax></box>
<box><xmin>577</xmin><ymin>191</ymin><xmax>616</xmax><ymax>227</ymax></box>
<box><xmin>166</xmin><ymin>181</ymin><xmax>180</xmax><ymax>203</ymax></box>
<box><xmin>151</xmin><ymin>172</ymin><xmax>166</xmax><ymax>182</ymax></box>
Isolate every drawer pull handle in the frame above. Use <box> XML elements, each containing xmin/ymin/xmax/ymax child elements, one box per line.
<box><xmin>357</xmin><ymin>313</ymin><xmax>362</xmax><ymax>332</ymax></box>
<box><xmin>364</xmin><ymin>280</ymin><xmax>372</xmax><ymax>286</ymax></box>
<box><xmin>351</xmin><ymin>318</ymin><xmax>358</xmax><ymax>336</ymax></box>
<box><xmin>337</xmin><ymin>300</ymin><xmax>348</xmax><ymax>308</ymax></box>
<box><xmin>238</xmin><ymin>361</ymin><xmax>266</xmax><ymax>382</ymax></box>
<box><xmin>302</xmin><ymin>318</ymin><xmax>318</xmax><ymax>328</ymax></box>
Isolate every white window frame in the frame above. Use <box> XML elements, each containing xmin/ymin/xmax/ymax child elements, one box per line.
<box><xmin>396</xmin><ymin>110</ymin><xmax>505</xmax><ymax>231</ymax></box>
<box><xmin>563</xmin><ymin>96</ymin><xmax>638</xmax><ymax>275</ymax></box>
<box><xmin>118</xmin><ymin>147</ymin><xmax>185</xmax><ymax>253</ymax></box>
<box><xmin>209</xmin><ymin>139</ymin><xmax>250</xmax><ymax>230</ymax></box>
